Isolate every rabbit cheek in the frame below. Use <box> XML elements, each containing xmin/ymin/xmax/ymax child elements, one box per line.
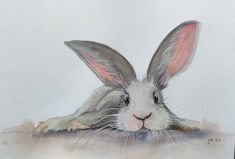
<box><xmin>145</xmin><ymin>111</ymin><xmax>170</xmax><ymax>130</ymax></box>
<box><xmin>117</xmin><ymin>113</ymin><xmax>143</xmax><ymax>131</ymax></box>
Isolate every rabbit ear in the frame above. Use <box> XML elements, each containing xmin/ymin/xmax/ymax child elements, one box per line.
<box><xmin>147</xmin><ymin>21</ymin><xmax>200</xmax><ymax>88</ymax></box>
<box><xmin>65</xmin><ymin>40</ymin><xmax>137</xmax><ymax>87</ymax></box>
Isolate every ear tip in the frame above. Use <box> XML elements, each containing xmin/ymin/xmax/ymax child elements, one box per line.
<box><xmin>64</xmin><ymin>40</ymin><xmax>82</xmax><ymax>46</ymax></box>
<box><xmin>182</xmin><ymin>20</ymin><xmax>200</xmax><ymax>24</ymax></box>
<box><xmin>64</xmin><ymin>41</ymin><xmax>69</xmax><ymax>46</ymax></box>
<box><xmin>64</xmin><ymin>40</ymin><xmax>74</xmax><ymax>48</ymax></box>
<box><xmin>180</xmin><ymin>20</ymin><xmax>201</xmax><ymax>29</ymax></box>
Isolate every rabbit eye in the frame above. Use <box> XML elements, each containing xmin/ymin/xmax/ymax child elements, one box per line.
<box><xmin>123</xmin><ymin>94</ymin><xmax>130</xmax><ymax>106</ymax></box>
<box><xmin>153</xmin><ymin>91</ymin><xmax>159</xmax><ymax>104</ymax></box>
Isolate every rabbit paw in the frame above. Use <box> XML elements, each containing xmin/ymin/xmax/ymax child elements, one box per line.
<box><xmin>33</xmin><ymin>118</ymin><xmax>89</xmax><ymax>135</ymax></box>
<box><xmin>33</xmin><ymin>121</ymin><xmax>50</xmax><ymax>135</ymax></box>
<box><xmin>68</xmin><ymin>120</ymin><xmax>89</xmax><ymax>131</ymax></box>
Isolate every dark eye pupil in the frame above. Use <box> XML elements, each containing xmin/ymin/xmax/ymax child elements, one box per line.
<box><xmin>124</xmin><ymin>95</ymin><xmax>130</xmax><ymax>105</ymax></box>
<box><xmin>153</xmin><ymin>92</ymin><xmax>159</xmax><ymax>104</ymax></box>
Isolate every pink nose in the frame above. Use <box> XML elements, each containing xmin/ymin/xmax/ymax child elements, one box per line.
<box><xmin>133</xmin><ymin>112</ymin><xmax>152</xmax><ymax>121</ymax></box>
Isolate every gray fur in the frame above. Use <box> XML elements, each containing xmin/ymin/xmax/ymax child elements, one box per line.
<box><xmin>74</xmin><ymin>88</ymin><xmax>124</xmax><ymax>127</ymax></box>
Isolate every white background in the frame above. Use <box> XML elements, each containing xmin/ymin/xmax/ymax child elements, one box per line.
<box><xmin>0</xmin><ymin>0</ymin><xmax>234</xmax><ymax>134</ymax></box>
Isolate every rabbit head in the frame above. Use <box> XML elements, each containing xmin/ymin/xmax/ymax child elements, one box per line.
<box><xmin>65</xmin><ymin>21</ymin><xmax>200</xmax><ymax>132</ymax></box>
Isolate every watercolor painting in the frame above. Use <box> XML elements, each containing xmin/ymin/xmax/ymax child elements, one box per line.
<box><xmin>0</xmin><ymin>1</ymin><xmax>234</xmax><ymax>159</ymax></box>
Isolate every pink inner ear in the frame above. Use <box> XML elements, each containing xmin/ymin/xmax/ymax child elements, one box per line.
<box><xmin>166</xmin><ymin>23</ymin><xmax>198</xmax><ymax>77</ymax></box>
<box><xmin>83</xmin><ymin>54</ymin><xmax>121</xmax><ymax>84</ymax></box>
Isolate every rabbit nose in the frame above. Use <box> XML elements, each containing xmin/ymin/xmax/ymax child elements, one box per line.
<box><xmin>133</xmin><ymin>112</ymin><xmax>152</xmax><ymax>121</ymax></box>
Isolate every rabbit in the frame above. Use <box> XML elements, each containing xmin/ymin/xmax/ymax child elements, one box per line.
<box><xmin>1</xmin><ymin>20</ymin><xmax>234</xmax><ymax>159</ymax></box>
<box><xmin>34</xmin><ymin>20</ymin><xmax>205</xmax><ymax>137</ymax></box>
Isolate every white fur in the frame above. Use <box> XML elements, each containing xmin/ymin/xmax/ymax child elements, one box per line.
<box><xmin>117</xmin><ymin>81</ymin><xmax>171</xmax><ymax>131</ymax></box>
